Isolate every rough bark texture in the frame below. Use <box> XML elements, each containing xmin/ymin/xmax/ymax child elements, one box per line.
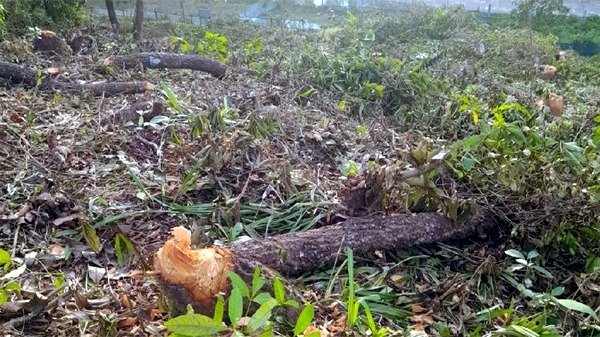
<box><xmin>105</xmin><ymin>52</ymin><xmax>227</xmax><ymax>78</ymax></box>
<box><xmin>0</xmin><ymin>61</ymin><xmax>154</xmax><ymax>96</ymax></box>
<box><xmin>155</xmin><ymin>212</ymin><xmax>489</xmax><ymax>314</ymax></box>
<box><xmin>105</xmin><ymin>0</ymin><xmax>121</xmax><ymax>34</ymax></box>
<box><xmin>231</xmin><ymin>213</ymin><xmax>479</xmax><ymax>276</ymax></box>
<box><xmin>132</xmin><ymin>0</ymin><xmax>144</xmax><ymax>41</ymax></box>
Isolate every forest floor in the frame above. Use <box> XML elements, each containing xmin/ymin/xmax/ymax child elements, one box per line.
<box><xmin>1</xmin><ymin>7</ymin><xmax>599</xmax><ymax>337</ymax></box>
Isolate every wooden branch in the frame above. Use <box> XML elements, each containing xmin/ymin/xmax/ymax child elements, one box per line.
<box><xmin>0</xmin><ymin>61</ymin><xmax>154</xmax><ymax>96</ymax></box>
<box><xmin>104</xmin><ymin>52</ymin><xmax>227</xmax><ymax>78</ymax></box>
<box><xmin>154</xmin><ymin>212</ymin><xmax>488</xmax><ymax>314</ymax></box>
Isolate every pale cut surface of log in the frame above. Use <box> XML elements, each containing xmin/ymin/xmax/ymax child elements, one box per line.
<box><xmin>104</xmin><ymin>52</ymin><xmax>227</xmax><ymax>78</ymax></box>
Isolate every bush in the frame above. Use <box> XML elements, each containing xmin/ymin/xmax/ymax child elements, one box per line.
<box><xmin>0</xmin><ymin>0</ymin><xmax>85</xmax><ymax>35</ymax></box>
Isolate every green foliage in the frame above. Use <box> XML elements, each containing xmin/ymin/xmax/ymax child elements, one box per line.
<box><xmin>0</xmin><ymin>0</ymin><xmax>85</xmax><ymax>35</ymax></box>
<box><xmin>197</xmin><ymin>31</ymin><xmax>229</xmax><ymax>62</ymax></box>
<box><xmin>374</xmin><ymin>5</ymin><xmax>480</xmax><ymax>44</ymax></box>
<box><xmin>243</xmin><ymin>36</ymin><xmax>263</xmax><ymax>64</ymax></box>
<box><xmin>114</xmin><ymin>233</ymin><xmax>134</xmax><ymax>266</ymax></box>
<box><xmin>0</xmin><ymin>248</ymin><xmax>10</xmax><ymax>271</ymax></box>
<box><xmin>0</xmin><ymin>4</ymin><xmax>5</xmax><ymax>28</ymax></box>
<box><xmin>0</xmin><ymin>249</ymin><xmax>22</xmax><ymax>305</ymax></box>
<box><xmin>171</xmin><ymin>31</ymin><xmax>229</xmax><ymax>62</ymax></box>
<box><xmin>160</xmin><ymin>82</ymin><xmax>184</xmax><ymax>113</ymax></box>
<box><xmin>449</xmin><ymin>94</ymin><xmax>600</xmax><ymax>265</ymax></box>
<box><xmin>512</xmin><ymin>0</ymin><xmax>569</xmax><ymax>33</ymax></box>
<box><xmin>164</xmin><ymin>268</ymin><xmax>308</xmax><ymax>336</ymax></box>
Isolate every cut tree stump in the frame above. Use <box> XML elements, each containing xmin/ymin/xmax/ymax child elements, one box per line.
<box><xmin>154</xmin><ymin>212</ymin><xmax>489</xmax><ymax>314</ymax></box>
<box><xmin>0</xmin><ymin>61</ymin><xmax>154</xmax><ymax>96</ymax></box>
<box><xmin>104</xmin><ymin>52</ymin><xmax>227</xmax><ymax>78</ymax></box>
<box><xmin>33</xmin><ymin>30</ymin><xmax>72</xmax><ymax>57</ymax></box>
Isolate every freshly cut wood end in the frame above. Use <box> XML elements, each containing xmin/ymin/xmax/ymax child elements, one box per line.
<box><xmin>540</xmin><ymin>65</ymin><xmax>556</xmax><ymax>80</ymax></box>
<box><xmin>546</xmin><ymin>93</ymin><xmax>564</xmax><ymax>117</ymax></box>
<box><xmin>44</xmin><ymin>67</ymin><xmax>63</xmax><ymax>76</ymax></box>
<box><xmin>40</xmin><ymin>30</ymin><xmax>58</xmax><ymax>38</ymax></box>
<box><xmin>154</xmin><ymin>226</ymin><xmax>233</xmax><ymax>306</ymax></box>
<box><xmin>143</xmin><ymin>82</ymin><xmax>155</xmax><ymax>91</ymax></box>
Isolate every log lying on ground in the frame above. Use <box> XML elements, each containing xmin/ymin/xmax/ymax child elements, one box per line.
<box><xmin>104</xmin><ymin>52</ymin><xmax>227</xmax><ymax>78</ymax></box>
<box><xmin>154</xmin><ymin>212</ymin><xmax>488</xmax><ymax>314</ymax></box>
<box><xmin>0</xmin><ymin>61</ymin><xmax>154</xmax><ymax>96</ymax></box>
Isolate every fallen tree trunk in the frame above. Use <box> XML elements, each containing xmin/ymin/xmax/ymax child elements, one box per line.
<box><xmin>0</xmin><ymin>61</ymin><xmax>154</xmax><ymax>96</ymax></box>
<box><xmin>104</xmin><ymin>52</ymin><xmax>227</xmax><ymax>78</ymax></box>
<box><xmin>155</xmin><ymin>212</ymin><xmax>488</xmax><ymax>314</ymax></box>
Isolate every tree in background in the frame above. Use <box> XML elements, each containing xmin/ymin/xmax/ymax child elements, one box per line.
<box><xmin>105</xmin><ymin>0</ymin><xmax>120</xmax><ymax>34</ymax></box>
<box><xmin>512</xmin><ymin>0</ymin><xmax>569</xmax><ymax>33</ymax></box>
<box><xmin>132</xmin><ymin>0</ymin><xmax>144</xmax><ymax>41</ymax></box>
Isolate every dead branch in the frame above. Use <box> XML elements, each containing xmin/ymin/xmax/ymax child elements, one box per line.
<box><xmin>104</xmin><ymin>52</ymin><xmax>227</xmax><ymax>78</ymax></box>
<box><xmin>0</xmin><ymin>61</ymin><xmax>154</xmax><ymax>96</ymax></box>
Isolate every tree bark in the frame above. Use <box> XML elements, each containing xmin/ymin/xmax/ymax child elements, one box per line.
<box><xmin>0</xmin><ymin>61</ymin><xmax>154</xmax><ymax>96</ymax></box>
<box><xmin>132</xmin><ymin>0</ymin><xmax>144</xmax><ymax>41</ymax></box>
<box><xmin>154</xmin><ymin>212</ymin><xmax>490</xmax><ymax>314</ymax></box>
<box><xmin>104</xmin><ymin>52</ymin><xmax>227</xmax><ymax>78</ymax></box>
<box><xmin>180</xmin><ymin>0</ymin><xmax>186</xmax><ymax>22</ymax></box>
<box><xmin>105</xmin><ymin>0</ymin><xmax>120</xmax><ymax>34</ymax></box>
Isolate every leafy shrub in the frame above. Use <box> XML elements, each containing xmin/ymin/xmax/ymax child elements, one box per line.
<box><xmin>449</xmin><ymin>98</ymin><xmax>599</xmax><ymax>262</ymax></box>
<box><xmin>0</xmin><ymin>0</ymin><xmax>85</xmax><ymax>35</ymax></box>
<box><xmin>170</xmin><ymin>31</ymin><xmax>229</xmax><ymax>61</ymax></box>
<box><xmin>373</xmin><ymin>5</ymin><xmax>480</xmax><ymax>45</ymax></box>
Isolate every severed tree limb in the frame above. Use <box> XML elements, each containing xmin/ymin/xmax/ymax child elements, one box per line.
<box><xmin>104</xmin><ymin>52</ymin><xmax>227</xmax><ymax>78</ymax></box>
<box><xmin>154</xmin><ymin>212</ymin><xmax>491</xmax><ymax>314</ymax></box>
<box><xmin>0</xmin><ymin>61</ymin><xmax>154</xmax><ymax>96</ymax></box>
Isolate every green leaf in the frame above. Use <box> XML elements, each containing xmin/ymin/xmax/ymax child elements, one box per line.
<box><xmin>82</xmin><ymin>222</ymin><xmax>101</xmax><ymax>253</ymax></box>
<box><xmin>273</xmin><ymin>278</ymin><xmax>285</xmax><ymax>304</ymax></box>
<box><xmin>562</xmin><ymin>142</ymin><xmax>585</xmax><ymax>170</ymax></box>
<box><xmin>251</xmin><ymin>267</ymin><xmax>265</xmax><ymax>298</ymax></box>
<box><xmin>462</xmin><ymin>156</ymin><xmax>474</xmax><ymax>172</ymax></box>
<box><xmin>505</xmin><ymin>249</ymin><xmax>525</xmax><ymax>259</ymax></box>
<box><xmin>555</xmin><ymin>299</ymin><xmax>598</xmax><ymax>319</ymax></box>
<box><xmin>164</xmin><ymin>313</ymin><xmax>225</xmax><ymax>336</ymax></box>
<box><xmin>228</xmin><ymin>287</ymin><xmax>243</xmax><ymax>326</ymax></box>
<box><xmin>362</xmin><ymin>302</ymin><xmax>377</xmax><ymax>334</ymax></box>
<box><xmin>213</xmin><ymin>295</ymin><xmax>224</xmax><ymax>324</ymax></box>
<box><xmin>347</xmin><ymin>248</ymin><xmax>357</xmax><ymax>327</ymax></box>
<box><xmin>526</xmin><ymin>251</ymin><xmax>539</xmax><ymax>260</ymax></box>
<box><xmin>228</xmin><ymin>271</ymin><xmax>250</xmax><ymax>299</ymax></box>
<box><xmin>462</xmin><ymin>135</ymin><xmax>484</xmax><ymax>151</ymax></box>
<box><xmin>305</xmin><ymin>332</ymin><xmax>321</xmax><ymax>337</ymax></box>
<box><xmin>114</xmin><ymin>233</ymin><xmax>134</xmax><ymax>266</ymax></box>
<box><xmin>284</xmin><ymin>299</ymin><xmax>299</xmax><ymax>308</ymax></box>
<box><xmin>506</xmin><ymin>124</ymin><xmax>526</xmax><ymax>145</ymax></box>
<box><xmin>0</xmin><ymin>249</ymin><xmax>11</xmax><ymax>270</ymax></box>
<box><xmin>471</xmin><ymin>110</ymin><xmax>479</xmax><ymax>124</ymax></box>
<box><xmin>507</xmin><ymin>325</ymin><xmax>538</xmax><ymax>337</ymax></box>
<box><xmin>258</xmin><ymin>325</ymin><xmax>274</xmax><ymax>337</ymax></box>
<box><xmin>349</xmin><ymin>299</ymin><xmax>361</xmax><ymax>327</ymax></box>
<box><xmin>585</xmin><ymin>256</ymin><xmax>600</xmax><ymax>274</ymax></box>
<box><xmin>52</xmin><ymin>274</ymin><xmax>65</xmax><ymax>289</ymax></box>
<box><xmin>531</xmin><ymin>265</ymin><xmax>554</xmax><ymax>279</ymax></box>
<box><xmin>551</xmin><ymin>287</ymin><xmax>565</xmax><ymax>297</ymax></box>
<box><xmin>248</xmin><ymin>298</ymin><xmax>278</xmax><ymax>332</ymax></box>
<box><xmin>253</xmin><ymin>292</ymin><xmax>273</xmax><ymax>304</ymax></box>
<box><xmin>0</xmin><ymin>289</ymin><xmax>8</xmax><ymax>304</ymax></box>
<box><xmin>294</xmin><ymin>303</ymin><xmax>314</xmax><ymax>336</ymax></box>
